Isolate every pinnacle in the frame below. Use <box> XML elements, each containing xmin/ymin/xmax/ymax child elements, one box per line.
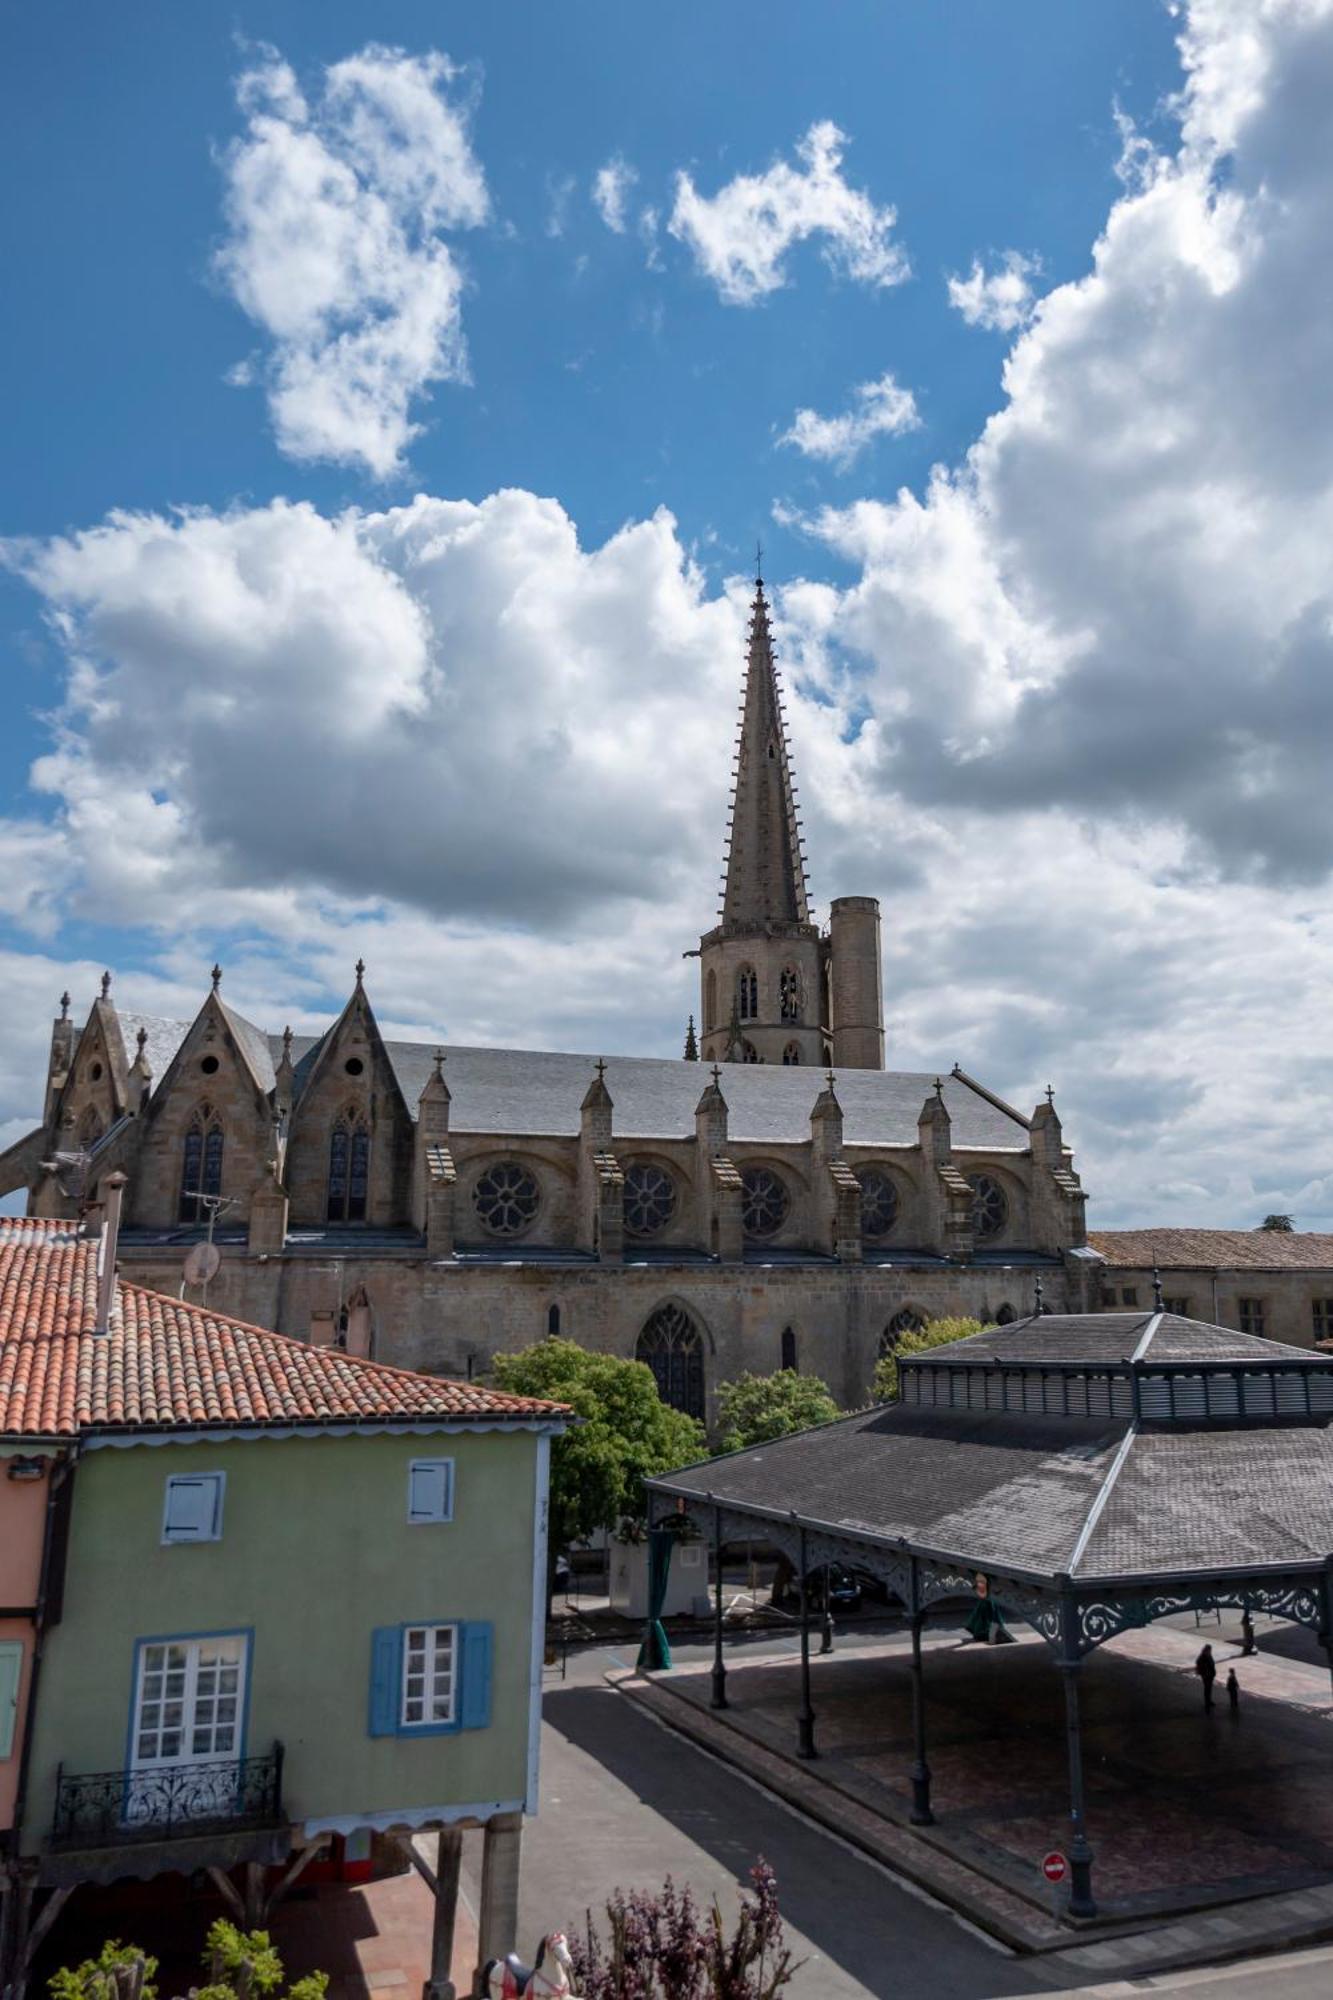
<box><xmin>718</xmin><ymin>576</ymin><xmax>811</xmax><ymax>930</ymax></box>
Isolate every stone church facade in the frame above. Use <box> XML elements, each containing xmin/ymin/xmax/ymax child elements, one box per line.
<box><xmin>0</xmin><ymin>578</ymin><xmax>1098</xmax><ymax>1420</ymax></box>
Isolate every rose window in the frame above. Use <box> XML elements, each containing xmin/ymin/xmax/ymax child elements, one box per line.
<box><xmin>623</xmin><ymin>1162</ymin><xmax>676</xmax><ymax>1237</ymax></box>
<box><xmin>968</xmin><ymin>1173</ymin><xmax>1007</xmax><ymax>1241</ymax></box>
<box><xmin>741</xmin><ymin>1166</ymin><xmax>789</xmax><ymax>1238</ymax></box>
<box><xmin>858</xmin><ymin>1169</ymin><xmax>899</xmax><ymax>1241</ymax></box>
<box><xmin>473</xmin><ymin>1162</ymin><xmax>541</xmax><ymax>1236</ymax></box>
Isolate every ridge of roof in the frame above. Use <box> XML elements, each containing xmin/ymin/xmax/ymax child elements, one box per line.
<box><xmin>1091</xmin><ymin>1227</ymin><xmax>1333</xmax><ymax>1271</ymax></box>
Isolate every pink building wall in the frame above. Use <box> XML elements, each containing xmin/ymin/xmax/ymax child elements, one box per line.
<box><xmin>0</xmin><ymin>1460</ymin><xmax>53</xmax><ymax>1830</ymax></box>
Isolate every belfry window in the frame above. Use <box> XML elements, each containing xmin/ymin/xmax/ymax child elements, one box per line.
<box><xmin>637</xmin><ymin>1303</ymin><xmax>705</xmax><ymax>1421</ymax></box>
<box><xmin>779</xmin><ymin>966</ymin><xmax>801</xmax><ymax>1022</ymax></box>
<box><xmin>328</xmin><ymin>1116</ymin><xmax>370</xmax><ymax>1224</ymax></box>
<box><xmin>179</xmin><ymin>1108</ymin><xmax>223</xmax><ymax>1222</ymax></box>
<box><xmin>737</xmin><ymin>967</ymin><xmax>758</xmax><ymax>1021</ymax></box>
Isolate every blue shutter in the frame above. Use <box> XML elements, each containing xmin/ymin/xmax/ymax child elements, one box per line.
<box><xmin>460</xmin><ymin>1622</ymin><xmax>492</xmax><ymax>1730</ymax></box>
<box><xmin>368</xmin><ymin>1626</ymin><xmax>401</xmax><ymax>1737</ymax></box>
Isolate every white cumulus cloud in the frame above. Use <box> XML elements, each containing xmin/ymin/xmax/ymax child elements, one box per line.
<box><xmin>592</xmin><ymin>154</ymin><xmax>638</xmax><ymax>234</ymax></box>
<box><xmin>668</xmin><ymin>120</ymin><xmax>908</xmax><ymax>305</ymax></box>
<box><xmin>778</xmin><ymin>372</ymin><xmax>920</xmax><ymax>469</ymax></box>
<box><xmin>215</xmin><ymin>41</ymin><xmax>489</xmax><ymax>478</ymax></box>
<box><xmin>946</xmin><ymin>249</ymin><xmax>1041</xmax><ymax>332</ymax></box>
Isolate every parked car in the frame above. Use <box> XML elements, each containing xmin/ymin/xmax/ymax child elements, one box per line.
<box><xmin>803</xmin><ymin>1565</ymin><xmax>862</xmax><ymax>1612</ymax></box>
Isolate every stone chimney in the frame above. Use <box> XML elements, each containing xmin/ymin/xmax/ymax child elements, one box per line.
<box><xmin>94</xmin><ymin>1170</ymin><xmax>127</xmax><ymax>1337</ymax></box>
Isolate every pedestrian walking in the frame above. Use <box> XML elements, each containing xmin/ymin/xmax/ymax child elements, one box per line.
<box><xmin>1241</xmin><ymin>1610</ymin><xmax>1256</xmax><ymax>1656</ymax></box>
<box><xmin>1227</xmin><ymin>1668</ymin><xmax>1240</xmax><ymax>1713</ymax></box>
<box><xmin>1195</xmin><ymin>1642</ymin><xmax>1218</xmax><ymax>1711</ymax></box>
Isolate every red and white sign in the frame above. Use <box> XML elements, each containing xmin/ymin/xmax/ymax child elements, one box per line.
<box><xmin>1042</xmin><ymin>1851</ymin><xmax>1068</xmax><ymax>1885</ymax></box>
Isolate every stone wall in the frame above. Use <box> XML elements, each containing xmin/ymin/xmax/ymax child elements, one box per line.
<box><xmin>1096</xmin><ymin>1263</ymin><xmax>1333</xmax><ymax>1350</ymax></box>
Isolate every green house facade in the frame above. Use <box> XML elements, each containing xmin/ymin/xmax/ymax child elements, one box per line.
<box><xmin>0</xmin><ymin>1206</ymin><xmax>567</xmax><ymax>2000</ymax></box>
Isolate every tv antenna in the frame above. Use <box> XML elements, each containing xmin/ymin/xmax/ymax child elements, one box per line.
<box><xmin>179</xmin><ymin>1191</ymin><xmax>237</xmax><ymax>1307</ymax></box>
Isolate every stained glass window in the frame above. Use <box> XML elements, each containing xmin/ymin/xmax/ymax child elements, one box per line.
<box><xmin>328</xmin><ymin>1118</ymin><xmax>370</xmax><ymax>1223</ymax></box>
<box><xmin>473</xmin><ymin>1161</ymin><xmax>541</xmax><ymax>1236</ymax></box>
<box><xmin>858</xmin><ymin>1169</ymin><xmax>899</xmax><ymax>1241</ymax></box>
<box><xmin>623</xmin><ymin>1162</ymin><xmax>676</xmax><ymax>1237</ymax></box>
<box><xmin>637</xmin><ymin>1303</ymin><xmax>705</xmax><ymax>1420</ymax></box>
<box><xmin>968</xmin><ymin>1174</ymin><xmax>1007</xmax><ymax>1241</ymax></box>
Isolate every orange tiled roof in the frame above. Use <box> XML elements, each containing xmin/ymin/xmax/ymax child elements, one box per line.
<box><xmin>1091</xmin><ymin>1227</ymin><xmax>1333</xmax><ymax>1272</ymax></box>
<box><xmin>0</xmin><ymin>1218</ymin><xmax>567</xmax><ymax>1438</ymax></box>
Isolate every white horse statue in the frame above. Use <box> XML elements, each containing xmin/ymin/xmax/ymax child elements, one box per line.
<box><xmin>481</xmin><ymin>1931</ymin><xmax>579</xmax><ymax>1999</ymax></box>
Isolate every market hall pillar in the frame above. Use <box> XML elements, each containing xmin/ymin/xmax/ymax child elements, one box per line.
<box><xmin>1057</xmin><ymin>1589</ymin><xmax>1096</xmax><ymax>1918</ymax></box>
<box><xmin>908</xmin><ymin>1556</ymin><xmax>933</xmax><ymax>1825</ymax></box>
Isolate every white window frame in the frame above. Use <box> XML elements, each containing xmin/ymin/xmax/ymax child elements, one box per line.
<box><xmin>401</xmin><ymin>1622</ymin><xmax>457</xmax><ymax>1728</ymax></box>
<box><xmin>161</xmin><ymin>1471</ymin><xmax>226</xmax><ymax>1544</ymax></box>
<box><xmin>407</xmin><ymin>1458</ymin><xmax>454</xmax><ymax>1525</ymax></box>
<box><xmin>131</xmin><ymin>1632</ymin><xmax>247</xmax><ymax>1769</ymax></box>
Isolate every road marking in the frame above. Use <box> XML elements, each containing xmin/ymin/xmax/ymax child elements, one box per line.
<box><xmin>623</xmin><ymin>1682</ymin><xmax>1015</xmax><ymax>1959</ymax></box>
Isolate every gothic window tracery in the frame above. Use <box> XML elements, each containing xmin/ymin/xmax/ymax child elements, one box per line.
<box><xmin>473</xmin><ymin>1161</ymin><xmax>541</xmax><ymax>1237</ymax></box>
<box><xmin>179</xmin><ymin>1105</ymin><xmax>224</xmax><ymax>1222</ymax></box>
<box><xmin>779</xmin><ymin>966</ymin><xmax>802</xmax><ymax>1022</ymax></box>
<box><xmin>623</xmin><ymin>1162</ymin><xmax>676</xmax><ymax>1237</ymax></box>
<box><xmin>737</xmin><ymin>966</ymin><xmax>758</xmax><ymax>1021</ymax></box>
<box><xmin>968</xmin><ymin>1173</ymin><xmax>1008</xmax><ymax>1241</ymax></box>
<box><xmin>858</xmin><ymin>1169</ymin><xmax>899</xmax><ymax>1241</ymax></box>
<box><xmin>781</xmin><ymin>1043</ymin><xmax>801</xmax><ymax>1066</ymax></box>
<box><xmin>741</xmin><ymin>1040</ymin><xmax>761</xmax><ymax>1063</ymax></box>
<box><xmin>637</xmin><ymin>1303</ymin><xmax>705</xmax><ymax>1420</ymax></box>
<box><xmin>741</xmin><ymin>1166</ymin><xmax>789</xmax><ymax>1238</ymax></box>
<box><xmin>880</xmin><ymin>1308</ymin><xmax>925</xmax><ymax>1354</ymax></box>
<box><xmin>327</xmin><ymin>1110</ymin><xmax>370</xmax><ymax>1223</ymax></box>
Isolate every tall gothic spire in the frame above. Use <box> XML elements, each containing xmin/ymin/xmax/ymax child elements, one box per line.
<box><xmin>719</xmin><ymin>574</ymin><xmax>810</xmax><ymax>928</ymax></box>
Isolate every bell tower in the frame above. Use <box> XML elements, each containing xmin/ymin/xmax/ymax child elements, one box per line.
<box><xmin>698</xmin><ymin>568</ymin><xmax>827</xmax><ymax>1067</ymax></box>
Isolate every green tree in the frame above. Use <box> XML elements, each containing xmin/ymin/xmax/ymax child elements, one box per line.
<box><xmin>873</xmin><ymin>1317</ymin><xmax>988</xmax><ymax>1401</ymax></box>
<box><xmin>1259</xmin><ymin>1213</ymin><xmax>1295</xmax><ymax>1232</ymax></box>
<box><xmin>490</xmin><ymin>1340</ymin><xmax>704</xmax><ymax>1593</ymax></box>
<box><xmin>713</xmin><ymin>1372</ymin><xmax>840</xmax><ymax>1456</ymax></box>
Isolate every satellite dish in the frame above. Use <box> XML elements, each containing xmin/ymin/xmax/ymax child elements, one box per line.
<box><xmin>183</xmin><ymin>1242</ymin><xmax>221</xmax><ymax>1288</ymax></box>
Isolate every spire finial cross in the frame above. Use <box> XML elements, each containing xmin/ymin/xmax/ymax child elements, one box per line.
<box><xmin>136</xmin><ymin>1026</ymin><xmax>147</xmax><ymax>1053</ymax></box>
<box><xmin>59</xmin><ymin>990</ymin><xmax>70</xmax><ymax>1019</ymax></box>
<box><xmin>100</xmin><ymin>970</ymin><xmax>112</xmax><ymax>999</ymax></box>
<box><xmin>1045</xmin><ymin>1082</ymin><xmax>1055</xmax><ymax>1106</ymax></box>
<box><xmin>595</xmin><ymin>1057</ymin><xmax>607</xmax><ymax>1084</ymax></box>
<box><xmin>755</xmin><ymin>539</ymin><xmax>763</xmax><ymax>584</ymax></box>
<box><xmin>933</xmin><ymin>1076</ymin><xmax>944</xmax><ymax>1099</ymax></box>
<box><xmin>210</xmin><ymin>963</ymin><xmax>222</xmax><ymax>991</ymax></box>
<box><xmin>354</xmin><ymin>957</ymin><xmax>365</xmax><ymax>985</ymax></box>
<box><xmin>710</xmin><ymin>1063</ymin><xmax>722</xmax><ymax>1086</ymax></box>
<box><xmin>433</xmin><ymin>1047</ymin><xmax>445</xmax><ymax>1073</ymax></box>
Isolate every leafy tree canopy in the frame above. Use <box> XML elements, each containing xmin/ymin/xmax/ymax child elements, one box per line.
<box><xmin>491</xmin><ymin>1339</ymin><xmax>704</xmax><ymax>1551</ymax></box>
<box><xmin>713</xmin><ymin>1371</ymin><xmax>840</xmax><ymax>1456</ymax></box>
<box><xmin>873</xmin><ymin>1317</ymin><xmax>987</xmax><ymax>1402</ymax></box>
<box><xmin>1258</xmin><ymin>1213</ymin><xmax>1295</xmax><ymax>1231</ymax></box>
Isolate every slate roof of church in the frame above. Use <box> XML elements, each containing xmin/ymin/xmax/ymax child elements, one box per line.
<box><xmin>650</xmin><ymin>1310</ymin><xmax>1333</xmax><ymax>1584</ymax></box>
<box><xmin>0</xmin><ymin>1217</ymin><xmax>567</xmax><ymax>1438</ymax></box>
<box><xmin>1091</xmin><ymin>1228</ymin><xmax>1333</xmax><ymax>1271</ymax></box>
<box><xmin>88</xmin><ymin>1008</ymin><xmax>1032</xmax><ymax>1148</ymax></box>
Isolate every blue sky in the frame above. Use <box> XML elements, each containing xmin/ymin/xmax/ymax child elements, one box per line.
<box><xmin>2</xmin><ymin>0</ymin><xmax>1332</xmax><ymax>1229</ymax></box>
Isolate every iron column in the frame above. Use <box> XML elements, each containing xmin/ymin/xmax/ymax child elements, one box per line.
<box><xmin>710</xmin><ymin>1502</ymin><xmax>728</xmax><ymax>1710</ymax></box>
<box><xmin>796</xmin><ymin>1524</ymin><xmax>817</xmax><ymax>1759</ymax></box>
<box><xmin>908</xmin><ymin>1555</ymin><xmax>934</xmax><ymax>1825</ymax></box>
<box><xmin>1058</xmin><ymin>1589</ymin><xmax>1096</xmax><ymax>1918</ymax></box>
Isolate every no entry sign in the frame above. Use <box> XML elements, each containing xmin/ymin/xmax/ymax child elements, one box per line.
<box><xmin>1042</xmin><ymin>1851</ymin><xmax>1068</xmax><ymax>1885</ymax></box>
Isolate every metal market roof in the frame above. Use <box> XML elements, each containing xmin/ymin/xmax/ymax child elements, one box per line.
<box><xmin>1091</xmin><ymin>1228</ymin><xmax>1333</xmax><ymax>1272</ymax></box>
<box><xmin>93</xmin><ymin>1008</ymin><xmax>1032</xmax><ymax>1148</ymax></box>
<box><xmin>0</xmin><ymin>1217</ymin><xmax>567</xmax><ymax>1438</ymax></box>
<box><xmin>650</xmin><ymin>1310</ymin><xmax>1333</xmax><ymax>1586</ymax></box>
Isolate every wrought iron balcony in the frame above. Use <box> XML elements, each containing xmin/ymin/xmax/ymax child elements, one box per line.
<box><xmin>50</xmin><ymin>1743</ymin><xmax>284</xmax><ymax>1850</ymax></box>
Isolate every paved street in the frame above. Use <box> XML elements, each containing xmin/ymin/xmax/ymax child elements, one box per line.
<box><xmin>475</xmin><ymin>1635</ymin><xmax>1043</xmax><ymax>2000</ymax></box>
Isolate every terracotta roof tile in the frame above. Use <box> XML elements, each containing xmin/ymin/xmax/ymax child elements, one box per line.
<box><xmin>0</xmin><ymin>1218</ymin><xmax>567</xmax><ymax>1438</ymax></box>
<box><xmin>1090</xmin><ymin>1228</ymin><xmax>1333</xmax><ymax>1272</ymax></box>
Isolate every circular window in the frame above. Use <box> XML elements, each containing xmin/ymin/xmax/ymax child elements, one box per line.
<box><xmin>858</xmin><ymin>1169</ymin><xmax>899</xmax><ymax>1241</ymax></box>
<box><xmin>200</xmin><ymin>1055</ymin><xmax>219</xmax><ymax>1075</ymax></box>
<box><xmin>89</xmin><ymin>1063</ymin><xmax>103</xmax><ymax>1082</ymax></box>
<box><xmin>473</xmin><ymin>1161</ymin><xmax>541</xmax><ymax>1237</ymax></box>
<box><xmin>968</xmin><ymin>1173</ymin><xmax>1008</xmax><ymax>1241</ymax></box>
<box><xmin>344</xmin><ymin>1056</ymin><xmax>364</xmax><ymax>1076</ymax></box>
<box><xmin>741</xmin><ymin>1166</ymin><xmax>789</xmax><ymax>1238</ymax></box>
<box><xmin>623</xmin><ymin>1162</ymin><xmax>676</xmax><ymax>1237</ymax></box>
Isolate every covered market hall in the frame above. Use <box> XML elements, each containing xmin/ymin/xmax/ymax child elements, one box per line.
<box><xmin>645</xmin><ymin>1309</ymin><xmax>1333</xmax><ymax>1920</ymax></box>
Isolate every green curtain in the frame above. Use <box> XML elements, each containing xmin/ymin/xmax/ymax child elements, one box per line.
<box><xmin>636</xmin><ymin>1527</ymin><xmax>676</xmax><ymax>1671</ymax></box>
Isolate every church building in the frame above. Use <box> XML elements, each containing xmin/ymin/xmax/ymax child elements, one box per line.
<box><xmin>0</xmin><ymin>576</ymin><xmax>1097</xmax><ymax>1420</ymax></box>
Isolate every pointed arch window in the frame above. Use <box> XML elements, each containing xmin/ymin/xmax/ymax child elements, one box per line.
<box><xmin>782</xmin><ymin>1042</ymin><xmax>801</xmax><ymax>1066</ymax></box>
<box><xmin>779</xmin><ymin>966</ymin><xmax>802</xmax><ymax>1022</ymax></box>
<box><xmin>780</xmin><ymin>1326</ymin><xmax>798</xmax><ymax>1372</ymax></box>
<box><xmin>737</xmin><ymin>966</ymin><xmax>758</xmax><ymax>1021</ymax></box>
<box><xmin>78</xmin><ymin>1106</ymin><xmax>104</xmax><ymax>1148</ymax></box>
<box><xmin>179</xmin><ymin>1106</ymin><xmax>223</xmax><ymax>1222</ymax></box>
<box><xmin>636</xmin><ymin>1303</ymin><xmax>705</xmax><ymax>1421</ymax></box>
<box><xmin>705</xmin><ymin>969</ymin><xmax>718</xmax><ymax>1033</ymax></box>
<box><xmin>740</xmin><ymin>1039</ymin><xmax>761</xmax><ymax>1063</ymax></box>
<box><xmin>328</xmin><ymin>1112</ymin><xmax>370</xmax><ymax>1223</ymax></box>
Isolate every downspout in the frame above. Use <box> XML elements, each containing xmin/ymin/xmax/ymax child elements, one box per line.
<box><xmin>3</xmin><ymin>1443</ymin><xmax>78</xmax><ymax>1985</ymax></box>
